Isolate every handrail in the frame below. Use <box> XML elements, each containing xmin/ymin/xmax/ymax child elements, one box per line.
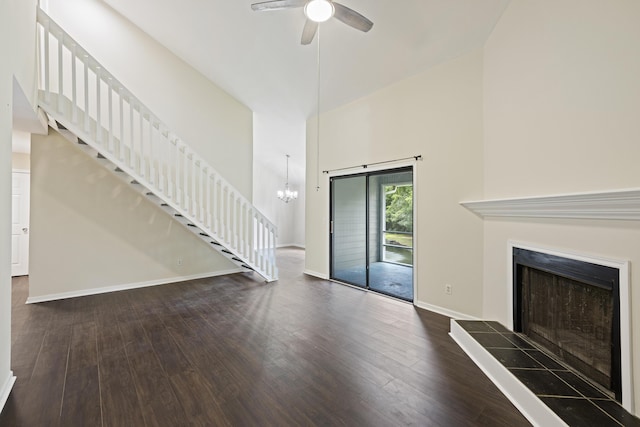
<box><xmin>36</xmin><ymin>9</ymin><xmax>278</xmax><ymax>280</ymax></box>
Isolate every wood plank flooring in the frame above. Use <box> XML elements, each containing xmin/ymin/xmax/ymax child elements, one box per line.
<box><xmin>0</xmin><ymin>248</ymin><xmax>530</xmax><ymax>426</ymax></box>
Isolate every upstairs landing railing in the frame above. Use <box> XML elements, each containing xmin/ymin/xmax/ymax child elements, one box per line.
<box><xmin>36</xmin><ymin>9</ymin><xmax>277</xmax><ymax>281</ymax></box>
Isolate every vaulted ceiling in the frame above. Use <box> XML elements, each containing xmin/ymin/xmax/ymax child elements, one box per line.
<box><xmin>101</xmin><ymin>0</ymin><xmax>510</xmax><ymax>121</ymax></box>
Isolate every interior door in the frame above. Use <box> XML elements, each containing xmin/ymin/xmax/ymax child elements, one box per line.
<box><xmin>12</xmin><ymin>171</ymin><xmax>30</xmax><ymax>277</ymax></box>
<box><xmin>330</xmin><ymin>174</ymin><xmax>367</xmax><ymax>287</ymax></box>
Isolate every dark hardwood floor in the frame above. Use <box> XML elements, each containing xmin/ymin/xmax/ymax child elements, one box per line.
<box><xmin>0</xmin><ymin>248</ymin><xmax>530</xmax><ymax>426</ymax></box>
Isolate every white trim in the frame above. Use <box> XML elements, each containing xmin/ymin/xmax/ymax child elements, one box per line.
<box><xmin>414</xmin><ymin>299</ymin><xmax>479</xmax><ymax>321</ymax></box>
<box><xmin>277</xmin><ymin>243</ymin><xmax>305</xmax><ymax>249</ymax></box>
<box><xmin>0</xmin><ymin>373</ymin><xmax>16</xmax><ymax>414</ymax></box>
<box><xmin>25</xmin><ymin>269</ymin><xmax>244</xmax><ymax>304</ymax></box>
<box><xmin>507</xmin><ymin>241</ymin><xmax>634</xmax><ymax>414</ymax></box>
<box><xmin>304</xmin><ymin>269</ymin><xmax>329</xmax><ymax>280</ymax></box>
<box><xmin>450</xmin><ymin>320</ymin><xmax>568</xmax><ymax>427</ymax></box>
<box><xmin>412</xmin><ymin>162</ymin><xmax>418</xmax><ymax>303</ymax></box>
<box><xmin>11</xmin><ymin>169</ymin><xmax>30</xmax><ymax>174</ymax></box>
<box><xmin>461</xmin><ymin>188</ymin><xmax>640</xmax><ymax>220</ymax></box>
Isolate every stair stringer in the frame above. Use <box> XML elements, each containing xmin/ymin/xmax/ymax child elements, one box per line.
<box><xmin>40</xmin><ymin>93</ymin><xmax>277</xmax><ymax>282</ymax></box>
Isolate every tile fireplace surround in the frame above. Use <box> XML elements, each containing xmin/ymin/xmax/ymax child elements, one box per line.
<box><xmin>451</xmin><ymin>320</ymin><xmax>640</xmax><ymax>427</ymax></box>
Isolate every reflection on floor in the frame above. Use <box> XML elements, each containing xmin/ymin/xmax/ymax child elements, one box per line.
<box><xmin>333</xmin><ymin>262</ymin><xmax>413</xmax><ymax>301</ymax></box>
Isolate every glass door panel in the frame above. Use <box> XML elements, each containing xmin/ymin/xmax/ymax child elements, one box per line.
<box><xmin>368</xmin><ymin>170</ymin><xmax>413</xmax><ymax>301</ymax></box>
<box><xmin>330</xmin><ymin>175</ymin><xmax>367</xmax><ymax>287</ymax></box>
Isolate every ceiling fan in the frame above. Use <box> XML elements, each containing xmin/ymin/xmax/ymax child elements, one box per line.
<box><xmin>251</xmin><ymin>0</ymin><xmax>373</xmax><ymax>45</ymax></box>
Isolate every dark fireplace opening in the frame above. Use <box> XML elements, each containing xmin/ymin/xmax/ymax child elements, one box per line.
<box><xmin>513</xmin><ymin>248</ymin><xmax>621</xmax><ymax>401</ymax></box>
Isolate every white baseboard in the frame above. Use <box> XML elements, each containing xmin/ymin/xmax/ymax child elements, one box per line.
<box><xmin>0</xmin><ymin>372</ymin><xmax>16</xmax><ymax>414</ymax></box>
<box><xmin>25</xmin><ymin>269</ymin><xmax>244</xmax><ymax>304</ymax></box>
<box><xmin>413</xmin><ymin>300</ymin><xmax>479</xmax><ymax>320</ymax></box>
<box><xmin>303</xmin><ymin>269</ymin><xmax>329</xmax><ymax>280</ymax></box>
<box><xmin>277</xmin><ymin>243</ymin><xmax>306</xmax><ymax>249</ymax></box>
<box><xmin>449</xmin><ymin>320</ymin><xmax>567</xmax><ymax>427</ymax></box>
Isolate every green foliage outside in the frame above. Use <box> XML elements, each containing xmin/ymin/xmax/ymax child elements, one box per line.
<box><xmin>385</xmin><ymin>185</ymin><xmax>413</xmax><ymax>233</ymax></box>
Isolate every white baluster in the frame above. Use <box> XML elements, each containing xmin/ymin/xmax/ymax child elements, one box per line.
<box><xmin>95</xmin><ymin>66</ymin><xmax>101</xmax><ymax>144</ymax></box>
<box><xmin>118</xmin><ymin>87</ymin><xmax>124</xmax><ymax>161</ymax></box>
<box><xmin>213</xmin><ymin>175</ymin><xmax>219</xmax><ymax>236</ymax></box>
<box><xmin>71</xmin><ymin>44</ymin><xmax>77</xmax><ymax>123</ymax></box>
<box><xmin>83</xmin><ymin>57</ymin><xmax>89</xmax><ymax>134</ymax></box>
<box><xmin>57</xmin><ymin>31</ymin><xmax>63</xmax><ymax>113</ymax></box>
<box><xmin>43</xmin><ymin>20</ymin><xmax>50</xmax><ymax>103</ymax></box>
<box><xmin>129</xmin><ymin>101</ymin><xmax>134</xmax><ymax>169</ymax></box>
<box><xmin>107</xmin><ymin>80</ymin><xmax>113</xmax><ymax>153</ymax></box>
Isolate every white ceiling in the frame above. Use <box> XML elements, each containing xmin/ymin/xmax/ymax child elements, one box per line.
<box><xmin>101</xmin><ymin>0</ymin><xmax>510</xmax><ymax>121</ymax></box>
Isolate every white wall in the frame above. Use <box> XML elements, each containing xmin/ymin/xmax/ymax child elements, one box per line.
<box><xmin>29</xmin><ymin>131</ymin><xmax>239</xmax><ymax>300</ymax></box>
<box><xmin>45</xmin><ymin>0</ymin><xmax>254</xmax><ymax>199</ymax></box>
<box><xmin>253</xmin><ymin>113</ymin><xmax>305</xmax><ymax>247</ymax></box>
<box><xmin>9</xmin><ymin>0</ymin><xmax>38</xmax><ymax>109</ymax></box>
<box><xmin>1</xmin><ymin>0</ymin><xmax>38</xmax><ymax>412</ymax></box>
<box><xmin>306</xmin><ymin>49</ymin><xmax>484</xmax><ymax>316</ymax></box>
<box><xmin>11</xmin><ymin>152</ymin><xmax>30</xmax><ymax>171</ymax></box>
<box><xmin>0</xmin><ymin>14</ymin><xmax>14</xmax><ymax>411</ymax></box>
<box><xmin>482</xmin><ymin>0</ymin><xmax>640</xmax><ymax>413</ymax></box>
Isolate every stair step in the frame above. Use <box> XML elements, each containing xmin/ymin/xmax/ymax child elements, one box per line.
<box><xmin>161</xmin><ymin>203</ymin><xmax>168</xmax><ymax>206</ymax></box>
<box><xmin>114</xmin><ymin>167</ymin><xmax>123</xmax><ymax>172</ymax></box>
<box><xmin>241</xmin><ymin>265</ymin><xmax>253</xmax><ymax>270</ymax></box>
<box><xmin>131</xmin><ymin>180</ymin><xmax>139</xmax><ymax>185</ymax></box>
<box><xmin>222</xmin><ymin>249</ymin><xmax>232</xmax><ymax>254</ymax></box>
<box><xmin>187</xmin><ymin>224</ymin><xmax>197</xmax><ymax>228</ymax></box>
<box><xmin>232</xmin><ymin>257</ymin><xmax>242</xmax><ymax>262</ymax></box>
<box><xmin>97</xmin><ymin>153</ymin><xmax>106</xmax><ymax>159</ymax></box>
<box><xmin>199</xmin><ymin>232</ymin><xmax>208</xmax><ymax>237</ymax></box>
<box><xmin>174</xmin><ymin>213</ymin><xmax>183</xmax><ymax>217</ymax></box>
<box><xmin>78</xmin><ymin>138</ymin><xmax>87</xmax><ymax>145</ymax></box>
<box><xmin>56</xmin><ymin>121</ymin><xmax>67</xmax><ymax>130</ymax></box>
<box><xmin>210</xmin><ymin>241</ymin><xmax>221</xmax><ymax>246</ymax></box>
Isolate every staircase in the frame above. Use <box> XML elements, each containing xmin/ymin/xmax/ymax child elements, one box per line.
<box><xmin>36</xmin><ymin>9</ymin><xmax>278</xmax><ymax>282</ymax></box>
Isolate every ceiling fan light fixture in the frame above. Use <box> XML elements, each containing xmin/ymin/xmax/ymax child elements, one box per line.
<box><xmin>304</xmin><ymin>0</ymin><xmax>334</xmax><ymax>23</ymax></box>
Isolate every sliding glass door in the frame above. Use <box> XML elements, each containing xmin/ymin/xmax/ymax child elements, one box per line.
<box><xmin>330</xmin><ymin>167</ymin><xmax>413</xmax><ymax>301</ymax></box>
<box><xmin>330</xmin><ymin>175</ymin><xmax>367</xmax><ymax>287</ymax></box>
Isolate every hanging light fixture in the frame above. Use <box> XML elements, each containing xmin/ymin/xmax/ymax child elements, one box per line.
<box><xmin>277</xmin><ymin>154</ymin><xmax>298</xmax><ymax>203</ymax></box>
<box><xmin>304</xmin><ymin>0</ymin><xmax>335</xmax><ymax>23</ymax></box>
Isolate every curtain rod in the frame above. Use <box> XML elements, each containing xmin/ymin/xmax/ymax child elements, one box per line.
<box><xmin>322</xmin><ymin>155</ymin><xmax>422</xmax><ymax>175</ymax></box>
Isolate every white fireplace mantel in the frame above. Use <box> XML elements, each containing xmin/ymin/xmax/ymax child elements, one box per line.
<box><xmin>460</xmin><ymin>188</ymin><xmax>640</xmax><ymax>220</ymax></box>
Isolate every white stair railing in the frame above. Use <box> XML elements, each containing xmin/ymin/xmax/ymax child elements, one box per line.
<box><xmin>36</xmin><ymin>9</ymin><xmax>278</xmax><ymax>281</ymax></box>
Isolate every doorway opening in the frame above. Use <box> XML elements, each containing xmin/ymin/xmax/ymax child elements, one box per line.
<box><xmin>330</xmin><ymin>167</ymin><xmax>414</xmax><ymax>301</ymax></box>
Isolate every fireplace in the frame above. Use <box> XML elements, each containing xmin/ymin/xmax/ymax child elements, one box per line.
<box><xmin>513</xmin><ymin>247</ymin><xmax>622</xmax><ymax>401</ymax></box>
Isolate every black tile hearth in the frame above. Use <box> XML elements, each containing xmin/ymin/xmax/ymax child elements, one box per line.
<box><xmin>554</xmin><ymin>370</ymin><xmax>610</xmax><ymax>399</ymax></box>
<box><xmin>469</xmin><ymin>332</ymin><xmax>518</xmax><ymax>348</ymax></box>
<box><xmin>456</xmin><ymin>320</ymin><xmax>639</xmax><ymax>427</ymax></box>
<box><xmin>456</xmin><ymin>320</ymin><xmax>496</xmax><ymax>332</ymax></box>
<box><xmin>541</xmin><ymin>397</ymin><xmax>623</xmax><ymax>427</ymax></box>
<box><xmin>594</xmin><ymin>400</ymin><xmax>640</xmax><ymax>426</ymax></box>
<box><xmin>502</xmin><ymin>332</ymin><xmax>537</xmax><ymax>349</ymax></box>
<box><xmin>525</xmin><ymin>349</ymin><xmax>566</xmax><ymax>370</ymax></box>
<box><xmin>486</xmin><ymin>348</ymin><xmax>543</xmax><ymax>369</ymax></box>
<box><xmin>510</xmin><ymin>369</ymin><xmax>580</xmax><ymax>397</ymax></box>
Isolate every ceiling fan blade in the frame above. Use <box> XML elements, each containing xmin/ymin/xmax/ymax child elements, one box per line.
<box><xmin>251</xmin><ymin>0</ymin><xmax>307</xmax><ymax>12</ymax></box>
<box><xmin>332</xmin><ymin>2</ymin><xmax>373</xmax><ymax>32</ymax></box>
<box><xmin>301</xmin><ymin>19</ymin><xmax>318</xmax><ymax>45</ymax></box>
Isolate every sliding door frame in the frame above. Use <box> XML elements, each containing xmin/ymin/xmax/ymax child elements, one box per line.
<box><xmin>328</xmin><ymin>160</ymin><xmax>418</xmax><ymax>302</ymax></box>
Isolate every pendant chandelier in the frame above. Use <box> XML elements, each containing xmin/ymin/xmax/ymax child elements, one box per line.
<box><xmin>277</xmin><ymin>154</ymin><xmax>298</xmax><ymax>203</ymax></box>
